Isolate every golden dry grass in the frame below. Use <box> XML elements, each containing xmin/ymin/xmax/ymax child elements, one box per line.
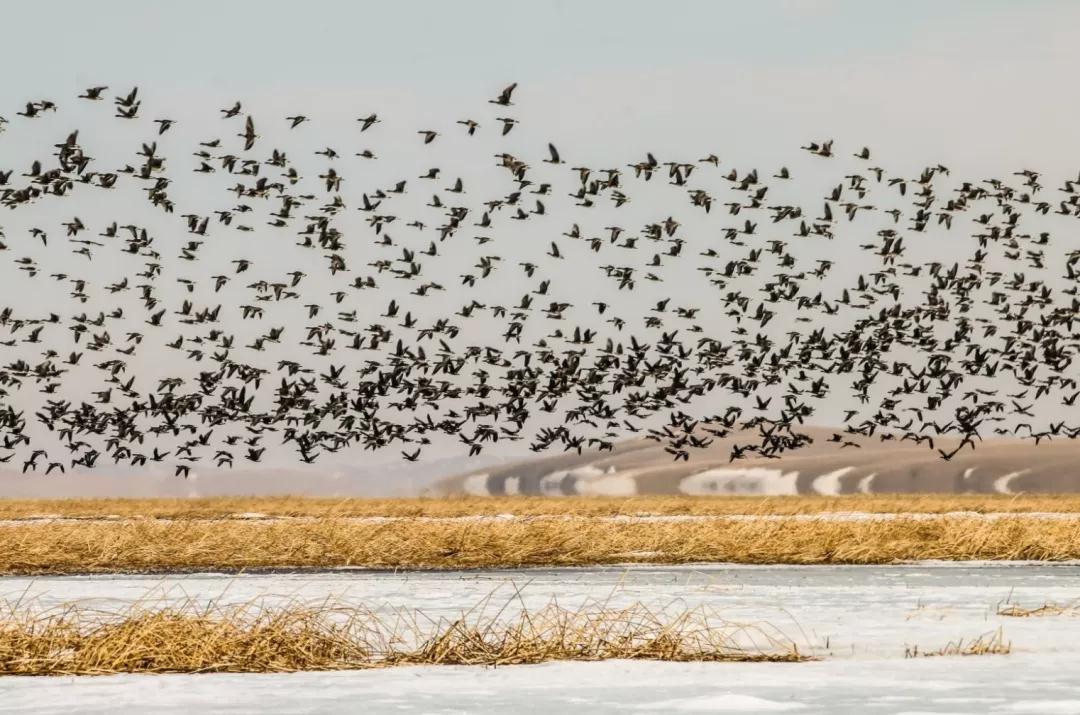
<box><xmin>905</xmin><ymin>628</ymin><xmax>1011</xmax><ymax>658</ymax></box>
<box><xmin>0</xmin><ymin>597</ymin><xmax>804</xmax><ymax>675</ymax></box>
<box><xmin>2</xmin><ymin>494</ymin><xmax>1080</xmax><ymax>520</ymax></box>
<box><xmin>0</xmin><ymin>514</ymin><xmax>1078</xmax><ymax>574</ymax></box>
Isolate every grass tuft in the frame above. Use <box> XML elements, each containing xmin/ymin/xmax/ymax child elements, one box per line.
<box><xmin>997</xmin><ymin>600</ymin><xmax>1080</xmax><ymax>617</ymax></box>
<box><xmin>1</xmin><ymin>494</ymin><xmax>1079</xmax><ymax>520</ymax></box>
<box><xmin>0</xmin><ymin>597</ymin><xmax>805</xmax><ymax>675</ymax></box>
<box><xmin>905</xmin><ymin>628</ymin><xmax>1011</xmax><ymax>658</ymax></box>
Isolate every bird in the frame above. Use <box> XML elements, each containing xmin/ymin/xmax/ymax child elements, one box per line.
<box><xmin>496</xmin><ymin>117</ymin><xmax>518</xmax><ymax>135</ymax></box>
<box><xmin>490</xmin><ymin>83</ymin><xmax>517</xmax><ymax>106</ymax></box>
<box><xmin>238</xmin><ymin>116</ymin><xmax>257</xmax><ymax>150</ymax></box>
<box><xmin>79</xmin><ymin>86</ymin><xmax>108</xmax><ymax>100</ymax></box>
<box><xmin>357</xmin><ymin>114</ymin><xmax>380</xmax><ymax>131</ymax></box>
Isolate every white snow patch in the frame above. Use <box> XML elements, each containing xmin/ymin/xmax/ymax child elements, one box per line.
<box><xmin>856</xmin><ymin>473</ymin><xmax>876</xmax><ymax>494</ymax></box>
<box><xmin>679</xmin><ymin>468</ymin><xmax>799</xmax><ymax>496</ymax></box>
<box><xmin>811</xmin><ymin>467</ymin><xmax>854</xmax><ymax>496</ymax></box>
<box><xmin>537</xmin><ymin>466</ymin><xmax>606</xmax><ymax>495</ymax></box>
<box><xmin>462</xmin><ymin>473</ymin><xmax>490</xmax><ymax>496</ymax></box>
<box><xmin>994</xmin><ymin>469</ymin><xmax>1029</xmax><ymax>495</ymax></box>
<box><xmin>538</xmin><ymin>471</ymin><xmax>566</xmax><ymax>495</ymax></box>
<box><xmin>575</xmin><ymin>474</ymin><xmax>637</xmax><ymax>497</ymax></box>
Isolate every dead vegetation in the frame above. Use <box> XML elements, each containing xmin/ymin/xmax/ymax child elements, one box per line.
<box><xmin>1</xmin><ymin>494</ymin><xmax>1079</xmax><ymax>520</ymax></box>
<box><xmin>0</xmin><ymin>596</ymin><xmax>804</xmax><ymax>675</ymax></box>
<box><xmin>0</xmin><ymin>513</ymin><xmax>1077</xmax><ymax>574</ymax></box>
<box><xmin>997</xmin><ymin>600</ymin><xmax>1080</xmax><ymax>617</ymax></box>
<box><xmin>905</xmin><ymin>628</ymin><xmax>1011</xmax><ymax>657</ymax></box>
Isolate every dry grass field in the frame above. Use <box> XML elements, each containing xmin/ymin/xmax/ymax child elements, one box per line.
<box><xmin>3</xmin><ymin>494</ymin><xmax>1080</xmax><ymax>520</ymax></box>
<box><xmin>0</xmin><ymin>597</ymin><xmax>803</xmax><ymax>675</ymax></box>
<box><xmin>0</xmin><ymin>496</ymin><xmax>1079</xmax><ymax>573</ymax></box>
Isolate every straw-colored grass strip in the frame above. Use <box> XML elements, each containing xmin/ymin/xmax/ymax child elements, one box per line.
<box><xmin>0</xmin><ymin>514</ymin><xmax>1077</xmax><ymax>574</ymax></box>
<box><xmin>1</xmin><ymin>494</ymin><xmax>1079</xmax><ymax>520</ymax></box>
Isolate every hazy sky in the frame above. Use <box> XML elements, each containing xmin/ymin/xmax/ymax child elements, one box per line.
<box><xmin>6</xmin><ymin>1</ymin><xmax>1079</xmax><ymax>172</ymax></box>
<box><xmin>3</xmin><ymin>2</ymin><xmax>1066</xmax><ymax>89</ymax></box>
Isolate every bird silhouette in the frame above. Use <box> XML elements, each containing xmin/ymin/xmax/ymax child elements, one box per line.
<box><xmin>0</xmin><ymin>79</ymin><xmax>1074</xmax><ymax>481</ymax></box>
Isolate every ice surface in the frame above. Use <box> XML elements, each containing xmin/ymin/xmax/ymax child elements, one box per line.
<box><xmin>6</xmin><ymin>654</ymin><xmax>1080</xmax><ymax>714</ymax></box>
<box><xmin>3</xmin><ymin>563</ymin><xmax>1080</xmax><ymax>713</ymax></box>
<box><xmin>633</xmin><ymin>693</ymin><xmax>808</xmax><ymax>711</ymax></box>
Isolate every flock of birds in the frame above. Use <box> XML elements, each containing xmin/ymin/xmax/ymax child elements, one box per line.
<box><xmin>1</xmin><ymin>82</ymin><xmax>1080</xmax><ymax>478</ymax></box>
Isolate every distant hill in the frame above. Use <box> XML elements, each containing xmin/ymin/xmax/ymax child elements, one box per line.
<box><xmin>0</xmin><ymin>453</ymin><xmax>511</xmax><ymax>499</ymax></box>
<box><xmin>434</xmin><ymin>427</ymin><xmax>1080</xmax><ymax>496</ymax></box>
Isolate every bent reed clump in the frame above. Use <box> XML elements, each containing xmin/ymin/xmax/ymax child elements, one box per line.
<box><xmin>0</xmin><ymin>513</ymin><xmax>1078</xmax><ymax>574</ymax></box>
<box><xmin>997</xmin><ymin>600</ymin><xmax>1080</xmax><ymax>617</ymax></box>
<box><xmin>0</xmin><ymin>597</ymin><xmax>804</xmax><ymax>675</ymax></box>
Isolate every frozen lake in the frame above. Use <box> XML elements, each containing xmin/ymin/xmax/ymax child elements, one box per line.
<box><xmin>3</xmin><ymin>563</ymin><xmax>1080</xmax><ymax>713</ymax></box>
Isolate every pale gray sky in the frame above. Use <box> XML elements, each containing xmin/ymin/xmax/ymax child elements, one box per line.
<box><xmin>6</xmin><ymin>1</ymin><xmax>1078</xmax><ymax>175</ymax></box>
